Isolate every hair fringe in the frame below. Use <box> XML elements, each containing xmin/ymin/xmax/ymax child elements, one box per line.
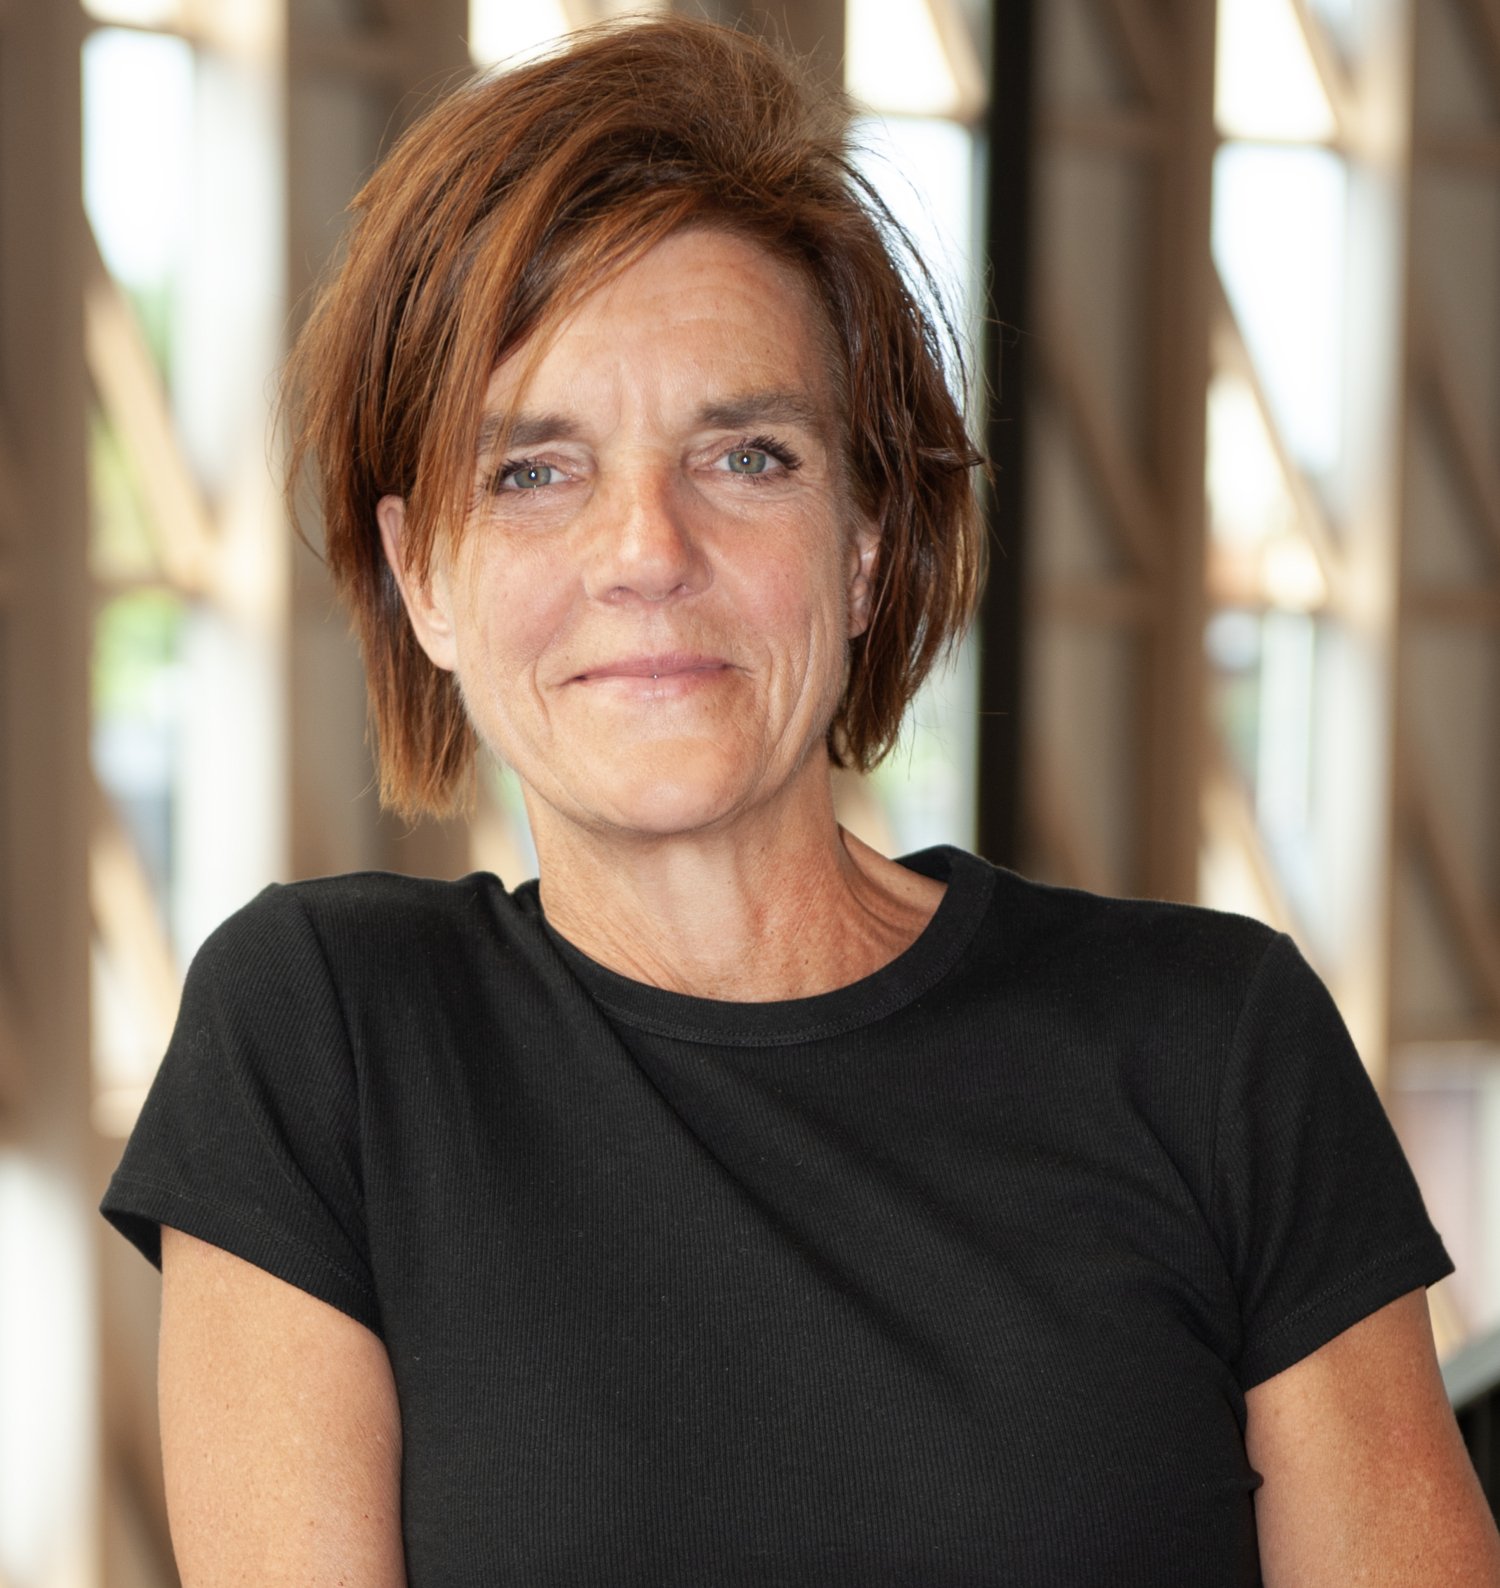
<box><xmin>282</xmin><ymin>14</ymin><xmax>988</xmax><ymax>814</ymax></box>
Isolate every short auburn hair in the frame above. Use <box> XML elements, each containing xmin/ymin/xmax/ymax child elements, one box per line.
<box><xmin>284</xmin><ymin>14</ymin><xmax>986</xmax><ymax>820</ymax></box>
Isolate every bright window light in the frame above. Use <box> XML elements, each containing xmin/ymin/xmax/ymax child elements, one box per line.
<box><xmin>83</xmin><ymin>28</ymin><xmax>194</xmax><ymax>291</ymax></box>
<box><xmin>1206</xmin><ymin>371</ymin><xmax>1328</xmax><ymax>609</ymax></box>
<box><xmin>852</xmin><ymin>116</ymin><xmax>977</xmax><ymax>386</ymax></box>
<box><xmin>83</xmin><ymin>0</ymin><xmax>181</xmax><ymax>24</ymax></box>
<box><xmin>1213</xmin><ymin>144</ymin><xmax>1346</xmax><ymax>479</ymax></box>
<box><xmin>846</xmin><ymin>0</ymin><xmax>962</xmax><ymax>118</ymax></box>
<box><xmin>1306</xmin><ymin>0</ymin><xmax>1355</xmax><ymax>50</ymax></box>
<box><xmin>1257</xmin><ymin>609</ymin><xmax>1316</xmax><ymax>838</ymax></box>
<box><xmin>469</xmin><ymin>0</ymin><xmax>574</xmax><ymax>69</ymax></box>
<box><xmin>1207</xmin><ymin>370</ymin><xmax>1296</xmax><ymax>551</ymax></box>
<box><xmin>0</xmin><ymin>1153</ymin><xmax>94</xmax><ymax>1587</ymax></box>
<box><xmin>850</xmin><ymin>115</ymin><xmax>978</xmax><ymax>851</ymax></box>
<box><xmin>1215</xmin><ymin>0</ymin><xmax>1337</xmax><ymax>142</ymax></box>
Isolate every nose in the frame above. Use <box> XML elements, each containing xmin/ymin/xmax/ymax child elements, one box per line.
<box><xmin>581</xmin><ymin>464</ymin><xmax>711</xmax><ymax>604</ymax></box>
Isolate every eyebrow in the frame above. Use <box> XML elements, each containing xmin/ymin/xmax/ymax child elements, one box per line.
<box><xmin>695</xmin><ymin>390</ymin><xmax>831</xmax><ymax>436</ymax></box>
<box><xmin>473</xmin><ymin>389</ymin><xmax>832</xmax><ymax>459</ymax></box>
<box><xmin>475</xmin><ymin>411</ymin><xmax>580</xmax><ymax>458</ymax></box>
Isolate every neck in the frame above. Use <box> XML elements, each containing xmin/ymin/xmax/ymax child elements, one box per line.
<box><xmin>528</xmin><ymin>764</ymin><xmax>945</xmax><ymax>1001</ymax></box>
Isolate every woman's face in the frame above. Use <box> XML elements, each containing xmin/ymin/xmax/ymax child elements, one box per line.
<box><xmin>379</xmin><ymin>227</ymin><xmax>879</xmax><ymax>849</ymax></box>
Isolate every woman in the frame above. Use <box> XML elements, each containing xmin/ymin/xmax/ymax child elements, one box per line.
<box><xmin>101</xmin><ymin>17</ymin><xmax>1499</xmax><ymax>1586</ymax></box>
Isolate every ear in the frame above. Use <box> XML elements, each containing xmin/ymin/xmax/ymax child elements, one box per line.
<box><xmin>377</xmin><ymin>495</ymin><xmax>459</xmax><ymax>672</ymax></box>
<box><xmin>846</xmin><ymin>516</ymin><xmax>881</xmax><ymax>639</ymax></box>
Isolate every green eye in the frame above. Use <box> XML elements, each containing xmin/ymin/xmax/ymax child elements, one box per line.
<box><xmin>505</xmin><ymin>462</ymin><xmax>553</xmax><ymax>489</ymax></box>
<box><xmin>725</xmin><ymin>448</ymin><xmax>769</xmax><ymax>475</ymax></box>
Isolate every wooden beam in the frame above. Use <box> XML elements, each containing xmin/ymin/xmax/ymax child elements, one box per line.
<box><xmin>83</xmin><ymin>236</ymin><xmax>221</xmax><ymax>600</ymax></box>
<box><xmin>1405</xmin><ymin>586</ymin><xmax>1500</xmax><ymax>625</ymax></box>
<box><xmin>1286</xmin><ymin>0</ymin><xmax>1357</xmax><ymax>141</ymax></box>
<box><xmin>0</xmin><ymin>979</ymin><xmax>20</xmax><ymax>1131</ymax></box>
<box><xmin>976</xmin><ymin>0</ymin><xmax>1035</xmax><ymax>867</ymax></box>
<box><xmin>1028</xmin><ymin>742</ymin><xmax>1118</xmax><ymax>898</ymax></box>
<box><xmin>0</xmin><ymin>421</ymin><xmax>21</xmax><ymax>604</ymax></box>
<box><xmin>1415</xmin><ymin>131</ymin><xmax>1500</xmax><ymax>172</ymax></box>
<box><xmin>1040</xmin><ymin>109</ymin><xmax>1168</xmax><ymax>153</ymax></box>
<box><xmin>1094</xmin><ymin>0</ymin><xmax>1171</xmax><ymax>110</ymax></box>
<box><xmin>1036</xmin><ymin>579</ymin><xmax>1158</xmax><ymax>625</ymax></box>
<box><xmin>1412</xmin><ymin>316</ymin><xmax>1500</xmax><ymax>568</ymax></box>
<box><xmin>1450</xmin><ymin>0</ymin><xmax>1500</xmax><ymax>102</ymax></box>
<box><xmin>88</xmin><ymin>777</ymin><xmax>182</xmax><ymax>1046</ymax></box>
<box><xmin>0</xmin><ymin>421</ymin><xmax>21</xmax><ymax>531</ymax></box>
<box><xmin>1395</xmin><ymin>1016</ymin><xmax>1500</xmax><ymax>1047</ymax></box>
<box><xmin>288</xmin><ymin>27</ymin><xmax>407</xmax><ymax>84</ymax></box>
<box><xmin>1401</xmin><ymin>745</ymin><xmax>1500</xmax><ymax>1018</ymax></box>
<box><xmin>1200</xmin><ymin>748</ymin><xmax>1299</xmax><ymax>937</ymax></box>
<box><xmin>1039</xmin><ymin>310</ymin><xmax>1165</xmax><ymax>577</ymax></box>
<box><xmin>1141</xmin><ymin>0</ymin><xmax>1215</xmax><ymax>906</ymax></box>
<box><xmin>92</xmin><ymin>0</ymin><xmax>280</xmax><ymax>55</ymax></box>
<box><xmin>928</xmin><ymin>0</ymin><xmax>988</xmax><ymax>125</ymax></box>
<box><xmin>0</xmin><ymin>0</ymin><xmax>97</xmax><ymax>1558</ymax></box>
<box><xmin>1211</xmin><ymin>274</ymin><xmax>1348</xmax><ymax>607</ymax></box>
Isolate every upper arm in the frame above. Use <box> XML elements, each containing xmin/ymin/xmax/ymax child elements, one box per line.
<box><xmin>159</xmin><ymin>1226</ymin><xmax>407</xmax><ymax>1587</ymax></box>
<box><xmin>1245</xmin><ymin>1288</ymin><xmax>1500</xmax><ymax>1587</ymax></box>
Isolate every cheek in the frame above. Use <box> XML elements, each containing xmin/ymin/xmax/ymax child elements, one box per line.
<box><xmin>450</xmin><ymin>549</ymin><xmax>569</xmax><ymax>696</ymax></box>
<box><xmin>736</xmin><ymin>523</ymin><xmax>851</xmax><ymax>636</ymax></box>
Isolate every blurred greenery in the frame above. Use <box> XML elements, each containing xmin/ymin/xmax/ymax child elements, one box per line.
<box><xmin>93</xmin><ymin>589</ymin><xmax>182</xmax><ymax>721</ymax></box>
<box><xmin>128</xmin><ymin>278</ymin><xmax>174</xmax><ymax>380</ymax></box>
<box><xmin>1210</xmin><ymin>615</ymin><xmax>1263</xmax><ymax>799</ymax></box>
<box><xmin>89</xmin><ymin>405</ymin><xmax>158</xmax><ymax>581</ymax></box>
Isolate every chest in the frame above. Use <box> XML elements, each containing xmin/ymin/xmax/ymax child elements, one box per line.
<box><xmin>358</xmin><ymin>1011</ymin><xmax>1261</xmax><ymax>1586</ymax></box>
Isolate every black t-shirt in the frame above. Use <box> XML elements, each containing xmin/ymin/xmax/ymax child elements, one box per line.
<box><xmin>101</xmin><ymin>846</ymin><xmax>1452</xmax><ymax>1586</ymax></box>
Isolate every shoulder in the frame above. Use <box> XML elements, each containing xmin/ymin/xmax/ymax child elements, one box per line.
<box><xmin>975</xmin><ymin>857</ymin><xmax>1284</xmax><ymax>1020</ymax></box>
<box><xmin>198</xmin><ymin>869</ymin><xmax>513</xmax><ymax>956</ymax></box>
<box><xmin>185</xmin><ymin>869</ymin><xmax>526</xmax><ymax>1012</ymax></box>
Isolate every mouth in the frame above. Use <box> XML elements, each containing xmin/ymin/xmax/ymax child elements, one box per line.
<box><xmin>572</xmin><ymin>653</ymin><xmax>732</xmax><ymax>683</ymax></box>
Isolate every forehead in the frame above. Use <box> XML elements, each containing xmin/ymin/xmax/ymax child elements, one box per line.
<box><xmin>480</xmin><ymin>228</ymin><xmax>843</xmax><ymax>425</ymax></box>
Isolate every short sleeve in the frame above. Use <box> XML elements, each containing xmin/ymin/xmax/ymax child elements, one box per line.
<box><xmin>99</xmin><ymin>885</ymin><xmax>381</xmax><ymax>1337</ymax></box>
<box><xmin>1210</xmin><ymin>932</ymin><xmax>1452</xmax><ymax>1388</ymax></box>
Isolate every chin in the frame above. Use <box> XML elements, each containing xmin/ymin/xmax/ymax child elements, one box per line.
<box><xmin>580</xmin><ymin>746</ymin><xmax>765</xmax><ymax>841</ymax></box>
<box><xmin>595</xmin><ymin>782</ymin><xmax>749</xmax><ymax>841</ymax></box>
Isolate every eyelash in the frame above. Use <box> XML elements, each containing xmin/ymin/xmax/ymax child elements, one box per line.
<box><xmin>487</xmin><ymin>458</ymin><xmax>555</xmax><ymax>495</ymax></box>
<box><xmin>485</xmin><ymin>435</ymin><xmax>804</xmax><ymax>496</ymax></box>
<box><xmin>728</xmin><ymin>435</ymin><xmax>802</xmax><ymax>479</ymax></box>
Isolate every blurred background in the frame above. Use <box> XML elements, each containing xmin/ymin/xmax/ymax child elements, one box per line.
<box><xmin>1</xmin><ymin>0</ymin><xmax>1498</xmax><ymax>1581</ymax></box>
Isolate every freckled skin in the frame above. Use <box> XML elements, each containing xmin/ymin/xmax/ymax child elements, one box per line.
<box><xmin>378</xmin><ymin>228</ymin><xmax>946</xmax><ymax>1000</ymax></box>
<box><xmin>384</xmin><ymin>228</ymin><xmax>874</xmax><ymax>848</ymax></box>
<box><xmin>160</xmin><ymin>245</ymin><xmax>1500</xmax><ymax>1588</ymax></box>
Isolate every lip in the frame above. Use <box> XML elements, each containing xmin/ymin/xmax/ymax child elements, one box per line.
<box><xmin>572</xmin><ymin>653</ymin><xmax>731</xmax><ymax>682</ymax></box>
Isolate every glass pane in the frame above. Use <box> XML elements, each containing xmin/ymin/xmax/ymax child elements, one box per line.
<box><xmin>88</xmin><ymin>405</ymin><xmax>159</xmax><ymax>582</ymax></box>
<box><xmin>1205</xmin><ymin>608</ymin><xmax>1261</xmax><ymax>791</ymax></box>
<box><xmin>1256</xmin><ymin>608</ymin><xmax>1316</xmax><ymax>842</ymax></box>
<box><xmin>1206</xmin><ymin>371</ymin><xmax>1327</xmax><ymax>609</ymax></box>
<box><xmin>472</xmin><ymin>758</ymin><xmax>539</xmax><ymax>888</ymax></box>
<box><xmin>1213</xmin><ymin>144</ymin><xmax>1346</xmax><ymax>481</ymax></box>
<box><xmin>83</xmin><ymin>28</ymin><xmax>194</xmax><ymax>379</ymax></box>
<box><xmin>1215</xmin><ymin>0</ymin><xmax>1337</xmax><ymax>141</ymax></box>
<box><xmin>1305</xmin><ymin>0</ymin><xmax>1355</xmax><ymax>56</ymax></box>
<box><xmin>469</xmin><ymin>0</ymin><xmax>575</xmax><ymax>69</ymax></box>
<box><xmin>1207</xmin><ymin>370</ymin><xmax>1294</xmax><ymax>553</ymax></box>
<box><xmin>92</xmin><ymin>590</ymin><xmax>184</xmax><ymax>925</ymax></box>
<box><xmin>868</xmin><ymin>638</ymin><xmax>979</xmax><ymax>853</ymax></box>
<box><xmin>1204</xmin><ymin>606</ymin><xmax>1323</xmax><ymax>926</ymax></box>
<box><xmin>848</xmin><ymin>116</ymin><xmax>979</xmax><ymax>851</ymax></box>
<box><xmin>852</xmin><ymin>116</ymin><xmax>978</xmax><ymax>390</ymax></box>
<box><xmin>847</xmin><ymin>0</ymin><xmax>963</xmax><ymax>118</ymax></box>
<box><xmin>1391</xmin><ymin>1053</ymin><xmax>1500</xmax><ymax>1348</ymax></box>
<box><xmin>83</xmin><ymin>0</ymin><xmax>181</xmax><ymax>25</ymax></box>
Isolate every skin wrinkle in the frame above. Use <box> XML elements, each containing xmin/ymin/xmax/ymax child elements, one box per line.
<box><xmin>381</xmin><ymin>228</ymin><xmax>945</xmax><ymax>1001</ymax></box>
<box><xmin>145</xmin><ymin>19</ymin><xmax>1500</xmax><ymax>1588</ymax></box>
